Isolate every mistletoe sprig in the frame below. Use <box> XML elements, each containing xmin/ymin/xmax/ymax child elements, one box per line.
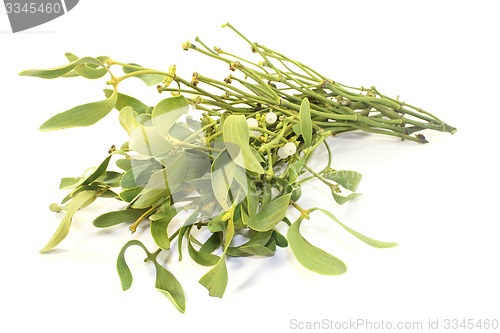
<box><xmin>20</xmin><ymin>24</ymin><xmax>455</xmax><ymax>312</ymax></box>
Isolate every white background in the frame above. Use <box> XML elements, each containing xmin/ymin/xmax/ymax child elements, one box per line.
<box><xmin>1</xmin><ymin>1</ymin><xmax>499</xmax><ymax>332</ymax></box>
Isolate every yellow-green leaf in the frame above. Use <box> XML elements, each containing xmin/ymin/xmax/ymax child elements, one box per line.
<box><xmin>299</xmin><ymin>97</ymin><xmax>313</xmax><ymax>147</ymax></box>
<box><xmin>211</xmin><ymin>149</ymin><xmax>237</xmax><ymax>210</ymax></box>
<box><xmin>188</xmin><ymin>236</ymin><xmax>220</xmax><ymax>267</ymax></box>
<box><xmin>19</xmin><ymin>56</ymin><xmax>107</xmax><ymax>79</ymax></box>
<box><xmin>93</xmin><ymin>208</ymin><xmax>149</xmax><ymax>228</ymax></box>
<box><xmin>223</xmin><ymin>115</ymin><xmax>264</xmax><ymax>174</ymax></box>
<box><xmin>151</xmin><ymin>203</ymin><xmax>176</xmax><ymax>250</ymax></box>
<box><xmin>123</xmin><ymin>63</ymin><xmax>167</xmax><ymax>86</ymax></box>
<box><xmin>104</xmin><ymin>89</ymin><xmax>152</xmax><ymax>114</ymax></box>
<box><xmin>246</xmin><ymin>193</ymin><xmax>291</xmax><ymax>232</ymax></box>
<box><xmin>314</xmin><ymin>208</ymin><xmax>398</xmax><ymax>248</ymax></box>
<box><xmin>116</xmin><ymin>240</ymin><xmax>149</xmax><ymax>291</ymax></box>
<box><xmin>198</xmin><ymin>254</ymin><xmax>228</xmax><ymax>298</ymax></box>
<box><xmin>151</xmin><ymin>96</ymin><xmax>190</xmax><ymax>136</ymax></box>
<box><xmin>120</xmin><ymin>106</ymin><xmax>173</xmax><ymax>156</ymax></box>
<box><xmin>154</xmin><ymin>262</ymin><xmax>186</xmax><ymax>313</ymax></box>
<box><xmin>287</xmin><ymin>217</ymin><xmax>347</xmax><ymax>275</ymax></box>
<box><xmin>39</xmin><ymin>88</ymin><xmax>117</xmax><ymax>131</ymax></box>
<box><xmin>40</xmin><ymin>190</ymin><xmax>98</xmax><ymax>253</ymax></box>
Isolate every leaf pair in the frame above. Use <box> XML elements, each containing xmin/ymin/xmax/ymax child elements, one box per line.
<box><xmin>20</xmin><ymin>56</ymin><xmax>120</xmax><ymax>131</ymax></box>
<box><xmin>287</xmin><ymin>209</ymin><xmax>397</xmax><ymax>275</ymax></box>
<box><xmin>117</xmin><ymin>240</ymin><xmax>186</xmax><ymax>313</ymax></box>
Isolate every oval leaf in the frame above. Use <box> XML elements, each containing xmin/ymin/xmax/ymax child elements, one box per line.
<box><xmin>40</xmin><ymin>88</ymin><xmax>117</xmax><ymax>131</ymax></box>
<box><xmin>151</xmin><ymin>205</ymin><xmax>176</xmax><ymax>250</ymax></box>
<box><xmin>82</xmin><ymin>155</ymin><xmax>112</xmax><ymax>185</ymax></box>
<box><xmin>300</xmin><ymin>97</ymin><xmax>313</xmax><ymax>147</ymax></box>
<box><xmin>104</xmin><ymin>89</ymin><xmax>152</xmax><ymax>114</ymax></box>
<box><xmin>93</xmin><ymin>208</ymin><xmax>149</xmax><ymax>228</ymax></box>
<box><xmin>223</xmin><ymin>115</ymin><xmax>265</xmax><ymax>174</ymax></box>
<box><xmin>123</xmin><ymin>63</ymin><xmax>167</xmax><ymax>86</ymax></box>
<box><xmin>247</xmin><ymin>193</ymin><xmax>291</xmax><ymax>232</ymax></box>
<box><xmin>211</xmin><ymin>149</ymin><xmax>236</xmax><ymax>210</ymax></box>
<box><xmin>40</xmin><ymin>190</ymin><xmax>98</xmax><ymax>253</ymax></box>
<box><xmin>287</xmin><ymin>217</ymin><xmax>347</xmax><ymax>275</ymax></box>
<box><xmin>154</xmin><ymin>262</ymin><xmax>186</xmax><ymax>313</ymax></box>
<box><xmin>151</xmin><ymin>96</ymin><xmax>190</xmax><ymax>136</ymax></box>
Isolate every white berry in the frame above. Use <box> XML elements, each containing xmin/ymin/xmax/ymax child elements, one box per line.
<box><xmin>265</xmin><ymin>112</ymin><xmax>277</xmax><ymax>124</ymax></box>
<box><xmin>246</xmin><ymin>117</ymin><xmax>260</xmax><ymax>136</ymax></box>
<box><xmin>283</xmin><ymin>142</ymin><xmax>297</xmax><ymax>155</ymax></box>
<box><xmin>246</xmin><ymin>117</ymin><xmax>258</xmax><ymax>127</ymax></box>
<box><xmin>277</xmin><ymin>147</ymin><xmax>289</xmax><ymax>159</ymax></box>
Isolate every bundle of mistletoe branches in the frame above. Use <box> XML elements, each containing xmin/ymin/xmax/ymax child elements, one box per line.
<box><xmin>21</xmin><ymin>23</ymin><xmax>455</xmax><ymax>312</ymax></box>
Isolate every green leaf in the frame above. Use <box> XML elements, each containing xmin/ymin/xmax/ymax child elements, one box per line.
<box><xmin>292</xmin><ymin>123</ymin><xmax>301</xmax><ymax>135</ymax></box>
<box><xmin>247</xmin><ymin>193</ymin><xmax>291</xmax><ymax>232</ymax></box>
<box><xmin>184</xmin><ymin>150</ymin><xmax>211</xmax><ymax>181</ymax></box>
<box><xmin>177</xmin><ymin>207</ymin><xmax>201</xmax><ymax>261</ymax></box>
<box><xmin>93</xmin><ymin>208</ymin><xmax>149</xmax><ymax>228</ymax></box>
<box><xmin>131</xmin><ymin>187</ymin><xmax>168</xmax><ymax>209</ymax></box>
<box><xmin>131</xmin><ymin>153</ymin><xmax>188</xmax><ymax>209</ymax></box>
<box><xmin>39</xmin><ymin>88</ymin><xmax>117</xmax><ymax>131</ymax></box>
<box><xmin>82</xmin><ymin>155</ymin><xmax>112</xmax><ymax>185</ymax></box>
<box><xmin>223</xmin><ymin>115</ymin><xmax>265</xmax><ymax>174</ymax></box>
<box><xmin>198</xmin><ymin>255</ymin><xmax>228</xmax><ymax>298</ymax></box>
<box><xmin>40</xmin><ymin>190</ymin><xmax>98</xmax><ymax>253</ymax></box>
<box><xmin>300</xmin><ymin>97</ymin><xmax>313</xmax><ymax>147</ymax></box>
<box><xmin>207</xmin><ymin>213</ymin><xmax>228</xmax><ymax>233</ymax></box>
<box><xmin>119</xmin><ymin>106</ymin><xmax>139</xmax><ymax>135</ymax></box>
<box><xmin>116</xmin><ymin>158</ymin><xmax>132</xmax><ymax>171</ymax></box>
<box><xmin>120</xmin><ymin>106</ymin><xmax>173</xmax><ymax>156</ymax></box>
<box><xmin>151</xmin><ymin>96</ymin><xmax>190</xmax><ymax>136</ymax></box>
<box><xmin>332</xmin><ymin>191</ymin><xmax>362</xmax><ymax>205</ymax></box>
<box><xmin>19</xmin><ymin>56</ymin><xmax>107</xmax><ymax>79</ymax></box>
<box><xmin>63</xmin><ymin>53</ymin><xmax>108</xmax><ymax>79</ymax></box>
<box><xmin>273</xmin><ymin>230</ymin><xmax>289</xmax><ymax>247</ymax></box>
<box><xmin>238</xmin><ymin>231</ymin><xmax>276</xmax><ymax>256</ymax></box>
<box><xmin>119</xmin><ymin>186</ymin><xmax>142</xmax><ymax>202</ymax></box>
<box><xmin>116</xmin><ymin>240</ymin><xmax>186</xmax><ymax>312</ymax></box>
<box><xmin>95</xmin><ymin>171</ymin><xmax>122</xmax><ymax>188</ymax></box>
<box><xmin>154</xmin><ymin>262</ymin><xmax>186</xmax><ymax>313</ymax></box>
<box><xmin>59</xmin><ymin>177</ymin><xmax>81</xmax><ymax>189</ymax></box>
<box><xmin>123</xmin><ymin>63</ymin><xmax>166</xmax><ymax>86</ymax></box>
<box><xmin>314</xmin><ymin>208</ymin><xmax>398</xmax><ymax>248</ymax></box>
<box><xmin>188</xmin><ymin>236</ymin><xmax>220</xmax><ymax>266</ymax></box>
<box><xmin>324</xmin><ymin>170</ymin><xmax>363</xmax><ymax>192</ymax></box>
<box><xmin>156</xmin><ymin>151</ymin><xmax>188</xmax><ymax>189</ymax></box>
<box><xmin>211</xmin><ymin>149</ymin><xmax>236</xmax><ymax>210</ymax></box>
<box><xmin>199</xmin><ymin>232</ymin><xmax>222</xmax><ymax>254</ymax></box>
<box><xmin>151</xmin><ymin>203</ymin><xmax>176</xmax><ymax>250</ymax></box>
<box><xmin>64</xmin><ymin>52</ymin><xmax>79</xmax><ymax>62</ymax></box>
<box><xmin>116</xmin><ymin>240</ymin><xmax>149</xmax><ymax>291</ymax></box>
<box><xmin>104</xmin><ymin>89</ymin><xmax>152</xmax><ymax>114</ymax></box>
<box><xmin>244</xmin><ymin>177</ymin><xmax>259</xmax><ymax>218</ymax></box>
<box><xmin>120</xmin><ymin>162</ymin><xmax>160</xmax><ymax>189</ymax></box>
<box><xmin>60</xmin><ymin>156</ymin><xmax>113</xmax><ymax>190</ymax></box>
<box><xmin>287</xmin><ymin>217</ymin><xmax>347</xmax><ymax>275</ymax></box>
<box><xmin>289</xmin><ymin>154</ymin><xmax>307</xmax><ymax>176</ymax></box>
